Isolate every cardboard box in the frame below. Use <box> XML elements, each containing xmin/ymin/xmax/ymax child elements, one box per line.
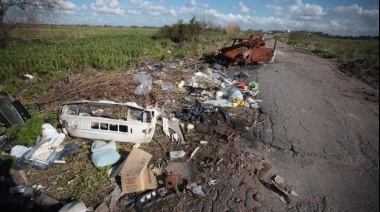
<box><xmin>115</xmin><ymin>148</ymin><xmax>157</xmax><ymax>194</ymax></box>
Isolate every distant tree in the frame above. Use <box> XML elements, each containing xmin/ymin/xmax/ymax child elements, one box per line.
<box><xmin>0</xmin><ymin>0</ymin><xmax>61</xmax><ymax>47</ymax></box>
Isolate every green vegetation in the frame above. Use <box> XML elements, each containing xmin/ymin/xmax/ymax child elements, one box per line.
<box><xmin>158</xmin><ymin>17</ymin><xmax>203</xmax><ymax>43</ymax></box>
<box><xmin>0</xmin><ymin>25</ymin><xmax>230</xmax><ymax>97</ymax></box>
<box><xmin>6</xmin><ymin>115</ymin><xmax>44</xmax><ymax>146</ymax></box>
<box><xmin>278</xmin><ymin>31</ymin><xmax>379</xmax><ymax>64</ymax></box>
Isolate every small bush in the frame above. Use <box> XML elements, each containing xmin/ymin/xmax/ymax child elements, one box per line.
<box><xmin>6</xmin><ymin>115</ymin><xmax>44</xmax><ymax>146</ymax></box>
<box><xmin>157</xmin><ymin>17</ymin><xmax>203</xmax><ymax>43</ymax></box>
<box><xmin>224</xmin><ymin>24</ymin><xmax>242</xmax><ymax>38</ymax></box>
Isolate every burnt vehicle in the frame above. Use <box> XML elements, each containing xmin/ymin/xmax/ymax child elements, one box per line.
<box><xmin>213</xmin><ymin>34</ymin><xmax>276</xmax><ymax>66</ymax></box>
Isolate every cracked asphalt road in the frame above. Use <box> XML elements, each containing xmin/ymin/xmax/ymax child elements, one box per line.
<box><xmin>255</xmin><ymin>41</ymin><xmax>379</xmax><ymax>211</ymax></box>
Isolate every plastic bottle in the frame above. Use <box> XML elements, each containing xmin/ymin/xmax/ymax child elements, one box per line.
<box><xmin>170</xmin><ymin>150</ymin><xmax>186</xmax><ymax>160</ymax></box>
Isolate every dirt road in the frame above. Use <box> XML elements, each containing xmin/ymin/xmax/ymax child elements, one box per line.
<box><xmin>254</xmin><ymin>41</ymin><xmax>379</xmax><ymax>211</ymax></box>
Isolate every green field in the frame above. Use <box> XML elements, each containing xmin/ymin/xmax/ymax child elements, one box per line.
<box><xmin>280</xmin><ymin>34</ymin><xmax>379</xmax><ymax>63</ymax></box>
<box><xmin>1</xmin><ymin>25</ymin><xmax>228</xmax><ymax>95</ymax></box>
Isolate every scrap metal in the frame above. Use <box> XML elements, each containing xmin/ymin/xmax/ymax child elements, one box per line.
<box><xmin>213</xmin><ymin>34</ymin><xmax>276</xmax><ymax>66</ymax></box>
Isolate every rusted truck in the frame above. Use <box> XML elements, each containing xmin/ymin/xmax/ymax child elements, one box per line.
<box><xmin>213</xmin><ymin>34</ymin><xmax>276</xmax><ymax>66</ymax></box>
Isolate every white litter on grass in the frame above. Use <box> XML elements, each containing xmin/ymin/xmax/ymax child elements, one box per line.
<box><xmin>10</xmin><ymin>145</ymin><xmax>31</xmax><ymax>158</ymax></box>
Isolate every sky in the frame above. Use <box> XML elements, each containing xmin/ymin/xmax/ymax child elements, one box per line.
<box><xmin>56</xmin><ymin>0</ymin><xmax>379</xmax><ymax>36</ymax></box>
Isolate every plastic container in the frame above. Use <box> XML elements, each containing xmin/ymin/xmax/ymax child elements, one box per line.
<box><xmin>91</xmin><ymin>148</ymin><xmax>120</xmax><ymax>168</ymax></box>
<box><xmin>170</xmin><ymin>151</ymin><xmax>186</xmax><ymax>160</ymax></box>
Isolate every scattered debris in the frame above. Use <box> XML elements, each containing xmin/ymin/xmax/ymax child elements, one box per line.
<box><xmin>260</xmin><ymin>174</ymin><xmax>298</xmax><ymax>205</ymax></box>
<box><xmin>208</xmin><ymin>179</ymin><xmax>217</xmax><ymax>186</ymax></box>
<box><xmin>199</xmin><ymin>140</ymin><xmax>208</xmax><ymax>145</ymax></box>
<box><xmin>165</xmin><ymin>174</ymin><xmax>180</xmax><ymax>192</ymax></box>
<box><xmin>227</xmin><ymin>132</ymin><xmax>241</xmax><ymax>142</ymax></box>
<box><xmin>156</xmin><ymin>118</ymin><xmax>186</xmax><ymax>144</ymax></box>
<box><xmin>188</xmin><ymin>182</ymin><xmax>206</xmax><ymax>197</ymax></box>
<box><xmin>13</xmin><ymin>124</ymin><xmax>79</xmax><ymax>170</ymax></box>
<box><xmin>23</xmin><ymin>74</ymin><xmax>34</xmax><ymax>80</ymax></box>
<box><xmin>187</xmin><ymin>147</ymin><xmax>200</xmax><ymax>162</ymax></box>
<box><xmin>175</xmin><ymin>101</ymin><xmax>229</xmax><ymax>124</ymax></box>
<box><xmin>4</xmin><ymin>57</ymin><xmax>269</xmax><ymax>210</ymax></box>
<box><xmin>271</xmin><ymin>175</ymin><xmax>299</xmax><ymax>197</ymax></box>
<box><xmin>133</xmin><ymin>73</ymin><xmax>153</xmax><ymax>95</ymax></box>
<box><xmin>257</xmin><ymin>162</ymin><xmax>273</xmax><ymax>180</ymax></box>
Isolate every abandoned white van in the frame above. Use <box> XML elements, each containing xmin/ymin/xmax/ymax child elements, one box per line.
<box><xmin>59</xmin><ymin>100</ymin><xmax>161</xmax><ymax>144</ymax></box>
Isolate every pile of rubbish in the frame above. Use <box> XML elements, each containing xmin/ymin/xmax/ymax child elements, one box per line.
<box><xmin>1</xmin><ymin>60</ymin><xmax>270</xmax><ymax>212</ymax></box>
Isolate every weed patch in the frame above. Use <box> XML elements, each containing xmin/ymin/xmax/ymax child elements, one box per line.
<box><xmin>6</xmin><ymin>115</ymin><xmax>44</xmax><ymax>147</ymax></box>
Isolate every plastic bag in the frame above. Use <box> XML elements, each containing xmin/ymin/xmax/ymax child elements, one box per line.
<box><xmin>227</xmin><ymin>88</ymin><xmax>244</xmax><ymax>101</ymax></box>
<box><xmin>133</xmin><ymin>73</ymin><xmax>153</xmax><ymax>95</ymax></box>
<box><xmin>91</xmin><ymin>142</ymin><xmax>120</xmax><ymax>168</ymax></box>
<box><xmin>91</xmin><ymin>140</ymin><xmax>117</xmax><ymax>153</ymax></box>
<box><xmin>10</xmin><ymin>145</ymin><xmax>31</xmax><ymax>158</ymax></box>
<box><xmin>249</xmin><ymin>81</ymin><xmax>260</xmax><ymax>91</ymax></box>
<box><xmin>92</xmin><ymin>148</ymin><xmax>120</xmax><ymax>168</ymax></box>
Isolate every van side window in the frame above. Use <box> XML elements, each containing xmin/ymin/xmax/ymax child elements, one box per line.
<box><xmin>110</xmin><ymin>124</ymin><xmax>118</xmax><ymax>131</ymax></box>
<box><xmin>100</xmin><ymin>123</ymin><xmax>108</xmax><ymax>130</ymax></box>
<box><xmin>91</xmin><ymin>122</ymin><xmax>99</xmax><ymax>129</ymax></box>
<box><xmin>119</xmin><ymin>125</ymin><xmax>128</xmax><ymax>132</ymax></box>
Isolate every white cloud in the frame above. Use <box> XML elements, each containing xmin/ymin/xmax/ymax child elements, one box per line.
<box><xmin>129</xmin><ymin>0</ymin><xmax>177</xmax><ymax>17</ymax></box>
<box><xmin>331</xmin><ymin>4</ymin><xmax>379</xmax><ymax>35</ymax></box>
<box><xmin>266</xmin><ymin>5</ymin><xmax>284</xmax><ymax>16</ymax></box>
<box><xmin>288</xmin><ymin>0</ymin><xmax>326</xmax><ymax>21</ymax></box>
<box><xmin>58</xmin><ymin>0</ymin><xmax>78</xmax><ymax>14</ymax></box>
<box><xmin>333</xmin><ymin>4</ymin><xmax>379</xmax><ymax>22</ymax></box>
<box><xmin>90</xmin><ymin>0</ymin><xmax>125</xmax><ymax>15</ymax></box>
<box><xmin>267</xmin><ymin>0</ymin><xmax>326</xmax><ymax>21</ymax></box>
<box><xmin>239</xmin><ymin>1</ymin><xmax>250</xmax><ymax>13</ymax></box>
<box><xmin>126</xmin><ymin>10</ymin><xmax>141</xmax><ymax>15</ymax></box>
<box><xmin>189</xmin><ymin>0</ymin><xmax>197</xmax><ymax>8</ymax></box>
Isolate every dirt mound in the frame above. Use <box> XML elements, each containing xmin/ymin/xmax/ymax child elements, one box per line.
<box><xmin>339</xmin><ymin>58</ymin><xmax>379</xmax><ymax>89</ymax></box>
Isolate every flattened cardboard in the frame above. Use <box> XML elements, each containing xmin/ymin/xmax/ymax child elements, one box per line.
<box><xmin>115</xmin><ymin>148</ymin><xmax>157</xmax><ymax>194</ymax></box>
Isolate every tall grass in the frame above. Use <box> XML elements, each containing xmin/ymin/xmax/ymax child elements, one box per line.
<box><xmin>278</xmin><ymin>34</ymin><xmax>379</xmax><ymax>64</ymax></box>
<box><xmin>1</xmin><ymin>25</ymin><xmax>229</xmax><ymax>95</ymax></box>
<box><xmin>1</xmin><ymin>27</ymin><xmax>170</xmax><ymax>89</ymax></box>
<box><xmin>1</xmin><ymin>28</ymin><xmax>166</xmax><ymax>94</ymax></box>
